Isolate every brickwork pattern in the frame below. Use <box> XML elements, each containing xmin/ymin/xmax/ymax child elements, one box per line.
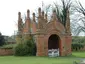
<box><xmin>0</xmin><ymin>49</ymin><xmax>13</xmax><ymax>56</ymax></box>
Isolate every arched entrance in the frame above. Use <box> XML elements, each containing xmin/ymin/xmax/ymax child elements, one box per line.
<box><xmin>48</xmin><ymin>34</ymin><xmax>60</xmax><ymax>49</ymax></box>
<box><xmin>48</xmin><ymin>34</ymin><xmax>60</xmax><ymax>56</ymax></box>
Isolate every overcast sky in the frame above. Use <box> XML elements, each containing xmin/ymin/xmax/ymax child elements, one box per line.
<box><xmin>0</xmin><ymin>0</ymin><xmax>85</xmax><ymax>36</ymax></box>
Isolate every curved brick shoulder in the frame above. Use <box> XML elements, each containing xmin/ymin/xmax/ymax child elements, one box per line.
<box><xmin>45</xmin><ymin>20</ymin><xmax>65</xmax><ymax>34</ymax></box>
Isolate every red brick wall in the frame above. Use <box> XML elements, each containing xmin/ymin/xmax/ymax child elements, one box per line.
<box><xmin>32</xmin><ymin>22</ymin><xmax>36</xmax><ymax>34</ymax></box>
<box><xmin>79</xmin><ymin>46</ymin><xmax>85</xmax><ymax>51</ymax></box>
<box><xmin>65</xmin><ymin>35</ymin><xmax>72</xmax><ymax>55</ymax></box>
<box><xmin>36</xmin><ymin>20</ymin><xmax>72</xmax><ymax>56</ymax></box>
<box><xmin>0</xmin><ymin>48</ymin><xmax>14</xmax><ymax>56</ymax></box>
<box><xmin>36</xmin><ymin>35</ymin><xmax>45</xmax><ymax>56</ymax></box>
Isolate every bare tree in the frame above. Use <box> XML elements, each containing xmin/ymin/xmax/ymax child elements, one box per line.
<box><xmin>54</xmin><ymin>0</ymin><xmax>72</xmax><ymax>26</ymax></box>
<box><xmin>72</xmin><ymin>1</ymin><xmax>85</xmax><ymax>35</ymax></box>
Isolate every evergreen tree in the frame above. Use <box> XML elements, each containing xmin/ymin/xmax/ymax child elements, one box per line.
<box><xmin>0</xmin><ymin>33</ymin><xmax>5</xmax><ymax>46</ymax></box>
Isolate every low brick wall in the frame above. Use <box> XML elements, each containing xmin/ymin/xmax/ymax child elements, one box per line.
<box><xmin>0</xmin><ymin>48</ymin><xmax>14</xmax><ymax>56</ymax></box>
<box><xmin>80</xmin><ymin>46</ymin><xmax>85</xmax><ymax>51</ymax></box>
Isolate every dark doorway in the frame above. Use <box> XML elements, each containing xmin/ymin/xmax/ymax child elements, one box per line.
<box><xmin>48</xmin><ymin>34</ymin><xmax>60</xmax><ymax>49</ymax></box>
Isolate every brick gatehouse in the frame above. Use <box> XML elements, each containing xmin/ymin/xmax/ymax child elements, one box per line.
<box><xmin>16</xmin><ymin>8</ymin><xmax>72</xmax><ymax>56</ymax></box>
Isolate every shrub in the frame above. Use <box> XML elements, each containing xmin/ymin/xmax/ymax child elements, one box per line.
<box><xmin>0</xmin><ymin>33</ymin><xmax>5</xmax><ymax>46</ymax></box>
<box><xmin>72</xmin><ymin>36</ymin><xmax>85</xmax><ymax>51</ymax></box>
<box><xmin>72</xmin><ymin>36</ymin><xmax>85</xmax><ymax>44</ymax></box>
<box><xmin>25</xmin><ymin>40</ymin><xmax>36</xmax><ymax>56</ymax></box>
<box><xmin>71</xmin><ymin>43</ymin><xmax>84</xmax><ymax>51</ymax></box>
<box><xmin>14</xmin><ymin>43</ymin><xmax>28</xmax><ymax>56</ymax></box>
<box><xmin>0</xmin><ymin>44</ymin><xmax>16</xmax><ymax>49</ymax></box>
<box><xmin>14</xmin><ymin>39</ymin><xmax>36</xmax><ymax>56</ymax></box>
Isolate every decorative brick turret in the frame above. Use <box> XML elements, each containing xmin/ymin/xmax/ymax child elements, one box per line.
<box><xmin>51</xmin><ymin>9</ymin><xmax>57</xmax><ymax>21</ymax></box>
<box><xmin>65</xmin><ymin>10</ymin><xmax>71</xmax><ymax>34</ymax></box>
<box><xmin>42</xmin><ymin>11</ymin><xmax>44</xmax><ymax>19</ymax></box>
<box><xmin>32</xmin><ymin>13</ymin><xmax>36</xmax><ymax>34</ymax></box>
<box><xmin>16</xmin><ymin>12</ymin><xmax>23</xmax><ymax>44</ymax></box>
<box><xmin>41</xmin><ymin>11</ymin><xmax>46</xmax><ymax>29</ymax></box>
<box><xmin>45</xmin><ymin>14</ymin><xmax>48</xmax><ymax>23</ymax></box>
<box><xmin>37</xmin><ymin>8</ymin><xmax>42</xmax><ymax>29</ymax></box>
<box><xmin>53</xmin><ymin>10</ymin><xmax>57</xmax><ymax>20</ymax></box>
<box><xmin>23</xmin><ymin>9</ymin><xmax>31</xmax><ymax>34</ymax></box>
<box><xmin>27</xmin><ymin>9</ymin><xmax>30</xmax><ymax>19</ymax></box>
<box><xmin>33</xmin><ymin>13</ymin><xmax>35</xmax><ymax>22</ymax></box>
<box><xmin>18</xmin><ymin>12</ymin><xmax>23</xmax><ymax>34</ymax></box>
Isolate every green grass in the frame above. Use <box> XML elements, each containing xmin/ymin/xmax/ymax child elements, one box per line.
<box><xmin>72</xmin><ymin>51</ymin><xmax>85</xmax><ymax>58</ymax></box>
<box><xmin>0</xmin><ymin>56</ymin><xmax>78</xmax><ymax>64</ymax></box>
<box><xmin>0</xmin><ymin>51</ymin><xmax>84</xmax><ymax>64</ymax></box>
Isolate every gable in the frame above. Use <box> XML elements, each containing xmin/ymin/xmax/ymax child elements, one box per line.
<box><xmin>45</xmin><ymin>20</ymin><xmax>65</xmax><ymax>34</ymax></box>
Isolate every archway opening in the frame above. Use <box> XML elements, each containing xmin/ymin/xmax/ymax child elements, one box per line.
<box><xmin>48</xmin><ymin>34</ymin><xmax>60</xmax><ymax>49</ymax></box>
<box><xmin>48</xmin><ymin>34</ymin><xmax>60</xmax><ymax>56</ymax></box>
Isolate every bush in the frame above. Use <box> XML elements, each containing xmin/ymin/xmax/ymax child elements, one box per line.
<box><xmin>14</xmin><ymin>43</ymin><xmax>27</xmax><ymax>56</ymax></box>
<box><xmin>72</xmin><ymin>36</ymin><xmax>85</xmax><ymax>51</ymax></box>
<box><xmin>72</xmin><ymin>36</ymin><xmax>85</xmax><ymax>44</ymax></box>
<box><xmin>14</xmin><ymin>39</ymin><xmax>36</xmax><ymax>56</ymax></box>
<box><xmin>25</xmin><ymin>40</ymin><xmax>36</xmax><ymax>55</ymax></box>
<box><xmin>0</xmin><ymin>33</ymin><xmax>5</xmax><ymax>46</ymax></box>
<box><xmin>71</xmin><ymin>43</ymin><xmax>84</xmax><ymax>51</ymax></box>
<box><xmin>0</xmin><ymin>44</ymin><xmax>16</xmax><ymax>49</ymax></box>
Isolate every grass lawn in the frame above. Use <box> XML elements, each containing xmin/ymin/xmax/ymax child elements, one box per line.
<box><xmin>0</xmin><ymin>51</ymin><xmax>85</xmax><ymax>64</ymax></box>
<box><xmin>72</xmin><ymin>51</ymin><xmax>85</xmax><ymax>58</ymax></box>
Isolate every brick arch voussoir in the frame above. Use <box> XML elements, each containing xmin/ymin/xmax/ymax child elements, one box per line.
<box><xmin>45</xmin><ymin>30</ymin><xmax>62</xmax><ymax>56</ymax></box>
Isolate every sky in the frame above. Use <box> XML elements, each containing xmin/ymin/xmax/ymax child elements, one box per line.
<box><xmin>0</xmin><ymin>0</ymin><xmax>85</xmax><ymax>36</ymax></box>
